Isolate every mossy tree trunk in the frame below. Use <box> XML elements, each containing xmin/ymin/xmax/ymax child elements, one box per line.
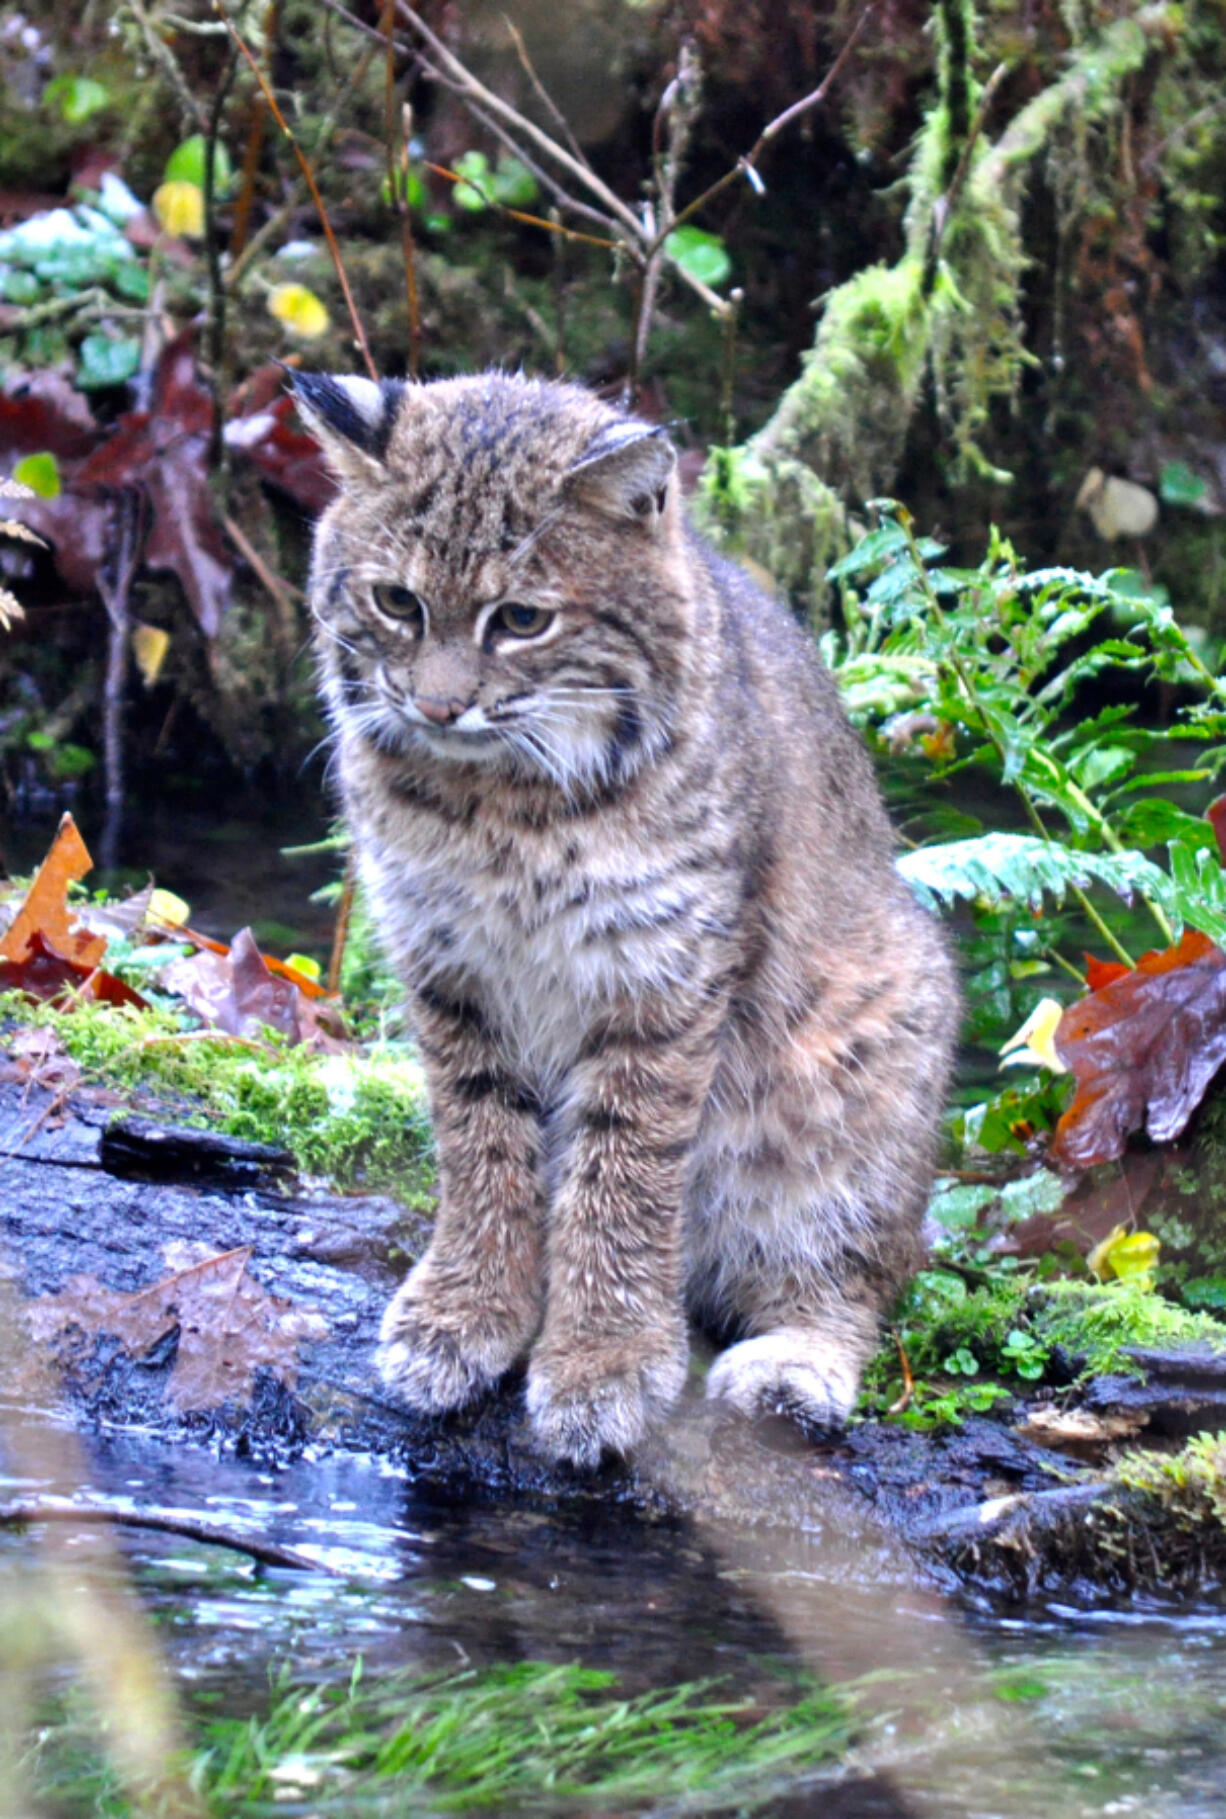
<box><xmin>695</xmin><ymin>3</ymin><xmax>1177</xmax><ymax>620</ymax></box>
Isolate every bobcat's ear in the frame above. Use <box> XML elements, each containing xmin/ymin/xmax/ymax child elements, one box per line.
<box><xmin>287</xmin><ymin>371</ymin><xmax>405</xmax><ymax>484</ymax></box>
<box><xmin>567</xmin><ymin>421</ymin><xmax>676</xmax><ymax>526</ymax></box>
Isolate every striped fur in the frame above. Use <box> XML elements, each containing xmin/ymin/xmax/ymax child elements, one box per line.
<box><xmin>301</xmin><ymin>371</ymin><xmax>959</xmax><ymax>1466</ymax></box>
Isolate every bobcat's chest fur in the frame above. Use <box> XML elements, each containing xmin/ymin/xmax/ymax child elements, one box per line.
<box><xmin>351</xmin><ymin>748</ymin><xmax>720</xmax><ymax>1081</ymax></box>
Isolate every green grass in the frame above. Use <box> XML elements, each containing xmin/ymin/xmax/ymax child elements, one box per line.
<box><xmin>0</xmin><ymin>990</ymin><xmax>434</xmax><ymax>1206</ymax></box>
<box><xmin>27</xmin><ymin>1659</ymin><xmax>856</xmax><ymax>1817</ymax></box>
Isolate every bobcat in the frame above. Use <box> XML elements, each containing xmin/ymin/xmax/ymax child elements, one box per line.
<box><xmin>294</xmin><ymin>369</ymin><xmax>958</xmax><ymax>1467</ymax></box>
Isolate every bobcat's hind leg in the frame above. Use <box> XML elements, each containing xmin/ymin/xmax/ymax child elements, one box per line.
<box><xmin>704</xmin><ymin>1303</ymin><xmax>880</xmax><ymax>1434</ymax></box>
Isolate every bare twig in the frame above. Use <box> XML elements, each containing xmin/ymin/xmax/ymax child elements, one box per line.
<box><xmin>503</xmin><ymin>15</ymin><xmax>590</xmax><ymax>172</ymax></box>
<box><xmin>203</xmin><ymin>40</ymin><xmax>241</xmax><ymax>387</ymax></box>
<box><xmin>327</xmin><ymin>850</ymin><xmax>357</xmax><ymax>996</ymax></box>
<box><xmin>450</xmin><ymin>95</ymin><xmax>623</xmax><ymax>237</ymax></box>
<box><xmin>215</xmin><ymin>2</ymin><xmax>379</xmax><ymax>381</ymax></box>
<box><xmin>423</xmin><ymin>161</ymin><xmax>618</xmax><ymax>248</ymax></box>
<box><xmin>125</xmin><ymin>0</ymin><xmax>209</xmax><ymax>132</ymax></box>
<box><xmin>394</xmin><ymin>0</ymin><xmax>643</xmax><ymax>240</ymax></box>
<box><xmin>98</xmin><ymin>491</ymin><xmax>146</xmax><ymax>875</ymax></box>
<box><xmin>0</xmin><ymin>1500</ymin><xmax>336</xmax><ymax>1574</ymax></box>
<box><xmin>632</xmin><ymin>43</ymin><xmax>703</xmax><ymax>394</ymax></box>
<box><xmin>648</xmin><ymin>4</ymin><xmax>878</xmax><ymax>255</ymax></box>
<box><xmin>382</xmin><ymin>0</ymin><xmax>421</xmax><ymax>374</ymax></box>
<box><xmin>222</xmin><ymin>512</ymin><xmax>301</xmax><ymax>653</ymax></box>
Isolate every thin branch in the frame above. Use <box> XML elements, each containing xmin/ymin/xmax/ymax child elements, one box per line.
<box><xmin>649</xmin><ymin>4</ymin><xmax>877</xmax><ymax>255</ymax></box>
<box><xmin>215</xmin><ymin>2</ymin><xmax>379</xmax><ymax>381</ymax></box>
<box><xmin>124</xmin><ymin>0</ymin><xmax>209</xmax><ymax>132</ymax></box>
<box><xmin>393</xmin><ymin>0</ymin><xmax>645</xmax><ymax>242</ymax></box>
<box><xmin>454</xmin><ymin>94</ymin><xmax>624</xmax><ymax>237</ymax></box>
<box><xmin>423</xmin><ymin>162</ymin><xmax>618</xmax><ymax>249</ymax></box>
<box><xmin>503</xmin><ymin>14</ymin><xmax>590</xmax><ymax>173</ymax></box>
<box><xmin>925</xmin><ymin>60</ymin><xmax>1009</xmax><ymax>284</ymax></box>
<box><xmin>0</xmin><ymin>1500</ymin><xmax>336</xmax><ymax>1574</ymax></box>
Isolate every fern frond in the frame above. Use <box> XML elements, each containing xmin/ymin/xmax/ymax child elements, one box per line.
<box><xmin>898</xmin><ymin>832</ymin><xmax>1173</xmax><ymax>920</ymax></box>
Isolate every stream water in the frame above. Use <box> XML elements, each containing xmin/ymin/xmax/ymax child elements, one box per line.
<box><xmin>4</xmin><ymin>1420</ymin><xmax>1226</xmax><ymax>1818</ymax></box>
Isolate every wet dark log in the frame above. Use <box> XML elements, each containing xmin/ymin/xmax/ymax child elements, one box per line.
<box><xmin>2</xmin><ymin>1074</ymin><xmax>1222</xmax><ymax>1599</ymax></box>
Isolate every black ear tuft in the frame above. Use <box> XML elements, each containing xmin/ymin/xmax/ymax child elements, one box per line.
<box><xmin>287</xmin><ymin>371</ymin><xmax>405</xmax><ymax>464</ymax></box>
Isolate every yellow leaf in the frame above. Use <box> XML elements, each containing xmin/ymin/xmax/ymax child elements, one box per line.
<box><xmin>149</xmin><ymin>888</ymin><xmax>190</xmax><ymax>928</ymax></box>
<box><xmin>1086</xmin><ymin>1224</ymin><xmax>1161</xmax><ymax>1287</ymax></box>
<box><xmin>267</xmin><ymin>284</ymin><xmax>330</xmax><ymax>340</ymax></box>
<box><xmin>999</xmin><ymin>997</ymin><xmax>1068</xmax><ymax>1074</ymax></box>
<box><xmin>131</xmin><ymin>622</ymin><xmax>170</xmax><ymax>688</ymax></box>
<box><xmin>152</xmin><ymin>179</ymin><xmax>205</xmax><ymax>239</ymax></box>
<box><xmin>284</xmin><ymin>953</ymin><xmax>322</xmax><ymax>983</ymax></box>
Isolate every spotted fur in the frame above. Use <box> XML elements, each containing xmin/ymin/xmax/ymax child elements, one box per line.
<box><xmin>298</xmin><ymin>370</ymin><xmax>959</xmax><ymax>1467</ymax></box>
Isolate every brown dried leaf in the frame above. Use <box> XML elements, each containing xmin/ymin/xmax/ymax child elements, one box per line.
<box><xmin>160</xmin><ymin>926</ymin><xmax>342</xmax><ymax>1048</ymax></box>
<box><xmin>27</xmin><ymin>1244</ymin><xmax>327</xmax><ymax>1413</ymax></box>
<box><xmin>1052</xmin><ymin>931</ymin><xmax>1226</xmax><ymax>1170</ymax></box>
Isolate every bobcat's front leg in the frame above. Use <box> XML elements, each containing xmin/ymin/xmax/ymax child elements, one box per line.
<box><xmin>378</xmin><ymin>987</ymin><xmax>546</xmax><ymax>1413</ymax></box>
<box><xmin>527</xmin><ymin>988</ymin><xmax>722</xmax><ymax>1466</ymax></box>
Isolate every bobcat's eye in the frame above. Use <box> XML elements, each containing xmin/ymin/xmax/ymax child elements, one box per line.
<box><xmin>493</xmin><ymin>602</ymin><xmax>554</xmax><ymax>640</ymax></box>
<box><xmin>372</xmin><ymin>582</ymin><xmax>425</xmax><ymax>629</ymax></box>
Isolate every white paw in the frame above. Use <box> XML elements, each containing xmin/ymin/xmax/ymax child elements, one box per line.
<box><xmin>376</xmin><ymin>1281</ymin><xmax>522</xmax><ymax>1414</ymax></box>
<box><xmin>706</xmin><ymin>1330</ymin><xmax>860</xmax><ymax>1432</ymax></box>
<box><xmin>526</xmin><ymin>1335</ymin><xmax>688</xmax><ymax>1468</ymax></box>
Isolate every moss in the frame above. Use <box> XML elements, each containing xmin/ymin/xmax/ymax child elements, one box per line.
<box><xmin>0</xmin><ymin>992</ymin><xmax>434</xmax><ymax>1206</ymax></box>
<box><xmin>864</xmin><ymin>1267</ymin><xmax>1226</xmax><ymax>1429</ymax></box>
<box><xmin>697</xmin><ymin>3</ymin><xmax>1180</xmax><ymax>616</ymax></box>
<box><xmin>1115</xmin><ymin>1432</ymin><xmax>1226</xmax><ymax>1532</ymax></box>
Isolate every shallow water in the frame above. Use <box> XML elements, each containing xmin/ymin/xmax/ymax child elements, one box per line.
<box><xmin>5</xmin><ymin>1424</ymin><xmax>1226</xmax><ymax>1818</ymax></box>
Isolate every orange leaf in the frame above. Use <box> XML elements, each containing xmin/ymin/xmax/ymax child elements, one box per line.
<box><xmin>1084</xmin><ymin>953</ymin><xmax>1131</xmax><ymax>992</ymax></box>
<box><xmin>0</xmin><ymin>812</ymin><xmax>105</xmax><ymax>970</ymax></box>
<box><xmin>1052</xmin><ymin>930</ymin><xmax>1226</xmax><ymax>1170</ymax></box>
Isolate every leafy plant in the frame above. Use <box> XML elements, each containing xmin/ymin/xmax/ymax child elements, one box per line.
<box><xmin>828</xmin><ymin>505</ymin><xmax>1226</xmax><ymax>968</ymax></box>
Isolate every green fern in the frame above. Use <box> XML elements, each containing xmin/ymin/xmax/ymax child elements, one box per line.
<box><xmin>897</xmin><ymin>832</ymin><xmax>1173</xmax><ymax>919</ymax></box>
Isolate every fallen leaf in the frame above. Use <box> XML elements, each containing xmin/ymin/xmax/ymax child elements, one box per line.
<box><xmin>160</xmin><ymin>925</ymin><xmax>338</xmax><ymax>1046</ymax></box>
<box><xmin>223</xmin><ymin>385</ymin><xmax>336</xmax><ymax>513</ymax></box>
<box><xmin>1083</xmin><ymin>953</ymin><xmax>1131</xmax><ymax>992</ymax></box>
<box><xmin>27</xmin><ymin>1243</ymin><xmax>328</xmax><ymax>1413</ymax></box>
<box><xmin>1</xmin><ymin>333</ymin><xmax>232</xmax><ymax>634</ymax></box>
<box><xmin>999</xmin><ymin>997</ymin><xmax>1068</xmax><ymax>1073</ymax></box>
<box><xmin>131</xmin><ymin>621</ymin><xmax>170</xmax><ymax>686</ymax></box>
<box><xmin>151</xmin><ymin>179</ymin><xmax>204</xmax><ymax>239</ymax></box>
<box><xmin>1086</xmin><ymin>1222</ymin><xmax>1161</xmax><ymax>1286</ymax></box>
<box><xmin>1052</xmin><ymin>930</ymin><xmax>1226</xmax><ymax>1169</ymax></box>
<box><xmin>267</xmin><ymin>283</ymin><xmax>330</xmax><ymax>339</ymax></box>
<box><xmin>0</xmin><ymin>811</ymin><xmax>104</xmax><ymax>969</ymax></box>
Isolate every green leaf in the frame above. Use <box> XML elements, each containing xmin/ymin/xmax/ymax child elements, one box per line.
<box><xmin>1114</xmin><ymin>799</ymin><xmax>1220</xmax><ymax>851</ymax></box>
<box><xmin>0</xmin><ymin>267</ymin><xmax>41</xmax><ymax>304</ymax></box>
<box><xmin>452</xmin><ymin>150</ymin><xmax>492</xmax><ymax>212</ymax></box>
<box><xmin>12</xmin><ymin>451</ymin><xmax>60</xmax><ymax>499</ymax></box>
<box><xmin>381</xmin><ymin>167</ymin><xmax>426</xmax><ymax>211</ymax></box>
<box><xmin>1166</xmin><ymin>839</ymin><xmax>1226</xmax><ymax>947</ymax></box>
<box><xmin>827</xmin><ymin>524</ymin><xmax>910</xmax><ymax>581</ymax></box>
<box><xmin>664</xmin><ymin>225</ymin><xmax>732</xmax><ymax>288</ymax></box>
<box><xmin>164</xmin><ymin>133</ymin><xmax>233</xmax><ymax>195</ymax></box>
<box><xmin>897</xmin><ymin>832</ymin><xmax>1172</xmax><ymax>917</ymax></box>
<box><xmin>76</xmin><ymin>333</ymin><xmax>141</xmax><ymax>389</ymax></box>
<box><xmin>1159</xmin><ymin>460</ymin><xmax>1208</xmax><ymax>507</ymax></box>
<box><xmin>44</xmin><ymin>75</ymin><xmax>110</xmax><ymax>124</ymax></box>
<box><xmin>491</xmin><ymin>156</ymin><xmax>539</xmax><ymax>208</ymax></box>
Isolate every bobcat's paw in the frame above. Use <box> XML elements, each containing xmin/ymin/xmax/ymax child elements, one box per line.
<box><xmin>706</xmin><ymin>1329</ymin><xmax>861</xmax><ymax>1435</ymax></box>
<box><xmin>376</xmin><ymin>1278</ymin><xmax>527</xmax><ymax>1415</ymax></box>
<box><xmin>526</xmin><ymin>1328</ymin><xmax>688</xmax><ymax>1468</ymax></box>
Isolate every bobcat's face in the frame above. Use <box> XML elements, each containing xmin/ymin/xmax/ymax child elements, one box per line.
<box><xmin>300</xmin><ymin>373</ymin><xmax>691</xmax><ymax>794</ymax></box>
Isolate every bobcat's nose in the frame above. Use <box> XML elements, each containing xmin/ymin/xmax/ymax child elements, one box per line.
<box><xmin>415</xmin><ymin>695</ymin><xmax>467</xmax><ymax>726</ymax></box>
